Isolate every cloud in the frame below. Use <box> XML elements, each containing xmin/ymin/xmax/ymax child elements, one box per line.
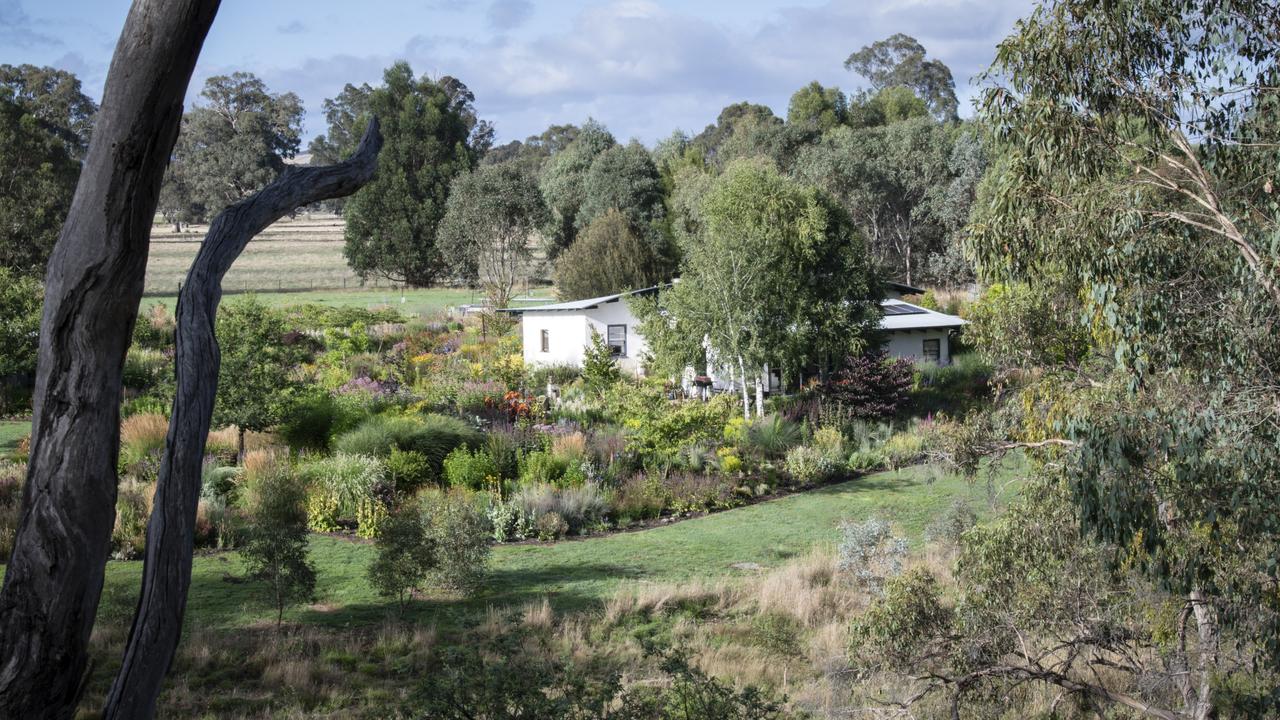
<box><xmin>0</xmin><ymin>0</ymin><xmax>62</xmax><ymax>49</ymax></box>
<box><xmin>486</xmin><ymin>0</ymin><xmax>533</xmax><ymax>31</ymax></box>
<box><xmin>277</xmin><ymin>20</ymin><xmax>307</xmax><ymax>35</ymax></box>
<box><xmin>217</xmin><ymin>0</ymin><xmax>1035</xmax><ymax>145</ymax></box>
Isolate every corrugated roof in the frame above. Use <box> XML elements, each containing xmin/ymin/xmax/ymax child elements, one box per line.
<box><xmin>498</xmin><ymin>286</ymin><xmax>662</xmax><ymax>313</ymax></box>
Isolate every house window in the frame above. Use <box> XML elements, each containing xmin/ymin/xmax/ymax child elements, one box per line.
<box><xmin>923</xmin><ymin>338</ymin><xmax>941</xmax><ymax>363</ymax></box>
<box><xmin>540</xmin><ymin>329</ymin><xmax>549</xmax><ymax>353</ymax></box>
<box><xmin>606</xmin><ymin>324</ymin><xmax>627</xmax><ymax>357</ymax></box>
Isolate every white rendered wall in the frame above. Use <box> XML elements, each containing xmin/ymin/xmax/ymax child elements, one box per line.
<box><xmin>584</xmin><ymin>300</ymin><xmax>648</xmax><ymax>376</ymax></box>
<box><xmin>521</xmin><ymin>312</ymin><xmax>589</xmax><ymax>367</ymax></box>
<box><xmin>883</xmin><ymin>329</ymin><xmax>952</xmax><ymax>364</ymax></box>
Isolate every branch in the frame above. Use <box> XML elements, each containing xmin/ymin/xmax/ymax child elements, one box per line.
<box><xmin>103</xmin><ymin>119</ymin><xmax>382</xmax><ymax>720</ymax></box>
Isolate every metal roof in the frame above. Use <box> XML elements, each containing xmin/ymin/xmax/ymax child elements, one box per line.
<box><xmin>497</xmin><ymin>286</ymin><xmax>663</xmax><ymax>314</ymax></box>
<box><xmin>878</xmin><ymin>300</ymin><xmax>966</xmax><ymax>330</ymax></box>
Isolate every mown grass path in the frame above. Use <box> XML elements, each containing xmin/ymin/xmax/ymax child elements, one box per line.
<box><xmin>93</xmin><ymin>459</ymin><xmax>1023</xmax><ymax>633</ymax></box>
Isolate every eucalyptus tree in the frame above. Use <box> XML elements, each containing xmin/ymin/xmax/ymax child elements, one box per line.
<box><xmin>863</xmin><ymin>1</ymin><xmax>1280</xmax><ymax>716</ymax></box>
<box><xmin>786</xmin><ymin>81</ymin><xmax>848</xmax><ymax>133</ymax></box>
<box><xmin>654</xmin><ymin>160</ymin><xmax>878</xmax><ymax>418</ymax></box>
<box><xmin>439</xmin><ymin>162</ymin><xmax>550</xmax><ymax>308</ymax></box>
<box><xmin>845</xmin><ymin>33</ymin><xmax>959</xmax><ymax>121</ymax></box>
<box><xmin>538</xmin><ymin>119</ymin><xmax>615</xmax><ymax>259</ymax></box>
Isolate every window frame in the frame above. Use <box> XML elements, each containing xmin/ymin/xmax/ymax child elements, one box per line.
<box><xmin>606</xmin><ymin>324</ymin><xmax>627</xmax><ymax>358</ymax></box>
<box><xmin>540</xmin><ymin>328</ymin><xmax>549</xmax><ymax>353</ymax></box>
<box><xmin>922</xmin><ymin>338</ymin><xmax>941</xmax><ymax>363</ymax></box>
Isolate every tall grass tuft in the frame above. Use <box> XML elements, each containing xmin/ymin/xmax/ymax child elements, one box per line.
<box><xmin>744</xmin><ymin>414</ymin><xmax>803</xmax><ymax>458</ymax></box>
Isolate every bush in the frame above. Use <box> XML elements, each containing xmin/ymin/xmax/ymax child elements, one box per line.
<box><xmin>120</xmin><ymin>413</ymin><xmax>169</xmax><ymax>467</ymax></box>
<box><xmin>811</xmin><ymin>425</ymin><xmax>845</xmax><ymax>460</ymax></box>
<box><xmin>783</xmin><ymin>445</ymin><xmax>837</xmax><ymax>485</ymax></box>
<box><xmin>333</xmin><ymin>413</ymin><xmax>481</xmax><ymax>482</ymax></box>
<box><xmin>386</xmin><ymin>448</ymin><xmax>432</xmax><ymax>495</ymax></box>
<box><xmin>924</xmin><ymin>498</ymin><xmax>978</xmax><ymax>549</ymax></box>
<box><xmin>368</xmin><ymin>504</ymin><xmax>435</xmax><ymax>611</ymax></box>
<box><xmin>744</xmin><ymin>414</ymin><xmax>803</xmax><ymax>459</ymax></box>
<box><xmin>518</xmin><ymin>450</ymin><xmax>568</xmax><ymax>486</ymax></box>
<box><xmin>488</xmin><ymin>500</ymin><xmax>534</xmax><ymax>542</ymax></box>
<box><xmin>822</xmin><ymin>351</ymin><xmax>914</xmax><ymax>419</ymax></box>
<box><xmin>581</xmin><ymin>330</ymin><xmax>621</xmax><ymax>394</ymax></box>
<box><xmin>845</xmin><ymin>448</ymin><xmax>886</xmax><ymax>473</ymax></box>
<box><xmin>240</xmin><ymin>469</ymin><xmax>316</xmax><ymax>627</ymax></box>
<box><xmin>664</xmin><ymin>472</ymin><xmax>734</xmax><ymax>514</ymax></box>
<box><xmin>528</xmin><ymin>363</ymin><xmax>580</xmax><ymax>391</ymax></box>
<box><xmin>278</xmin><ymin>390</ymin><xmax>362</xmax><ymax>451</ymax></box>
<box><xmin>0</xmin><ymin>462</ymin><xmax>25</xmax><ymax>560</ymax></box>
<box><xmin>442</xmin><ymin>446</ymin><xmax>498</xmax><ymax>491</ymax></box>
<box><xmin>612</xmin><ymin>474</ymin><xmax>666</xmax><ymax>523</ymax></box>
<box><xmin>112</xmin><ymin>480</ymin><xmax>154</xmax><ymax>559</ymax></box>
<box><xmin>512</xmin><ymin>482</ymin><xmax>608</xmax><ymax>535</ymax></box>
<box><xmin>297</xmin><ymin>454</ymin><xmax>384</xmax><ymax>532</ymax></box>
<box><xmin>421</xmin><ymin>491</ymin><xmax>491</xmax><ymax>594</ymax></box>
<box><xmin>838</xmin><ymin>517</ymin><xmax>908</xmax><ymax>593</ymax></box>
<box><xmin>535</xmin><ymin>511</ymin><xmax>569</xmax><ymax>541</ymax></box>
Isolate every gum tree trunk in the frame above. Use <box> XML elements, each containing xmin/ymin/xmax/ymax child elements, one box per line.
<box><xmin>102</xmin><ymin>120</ymin><xmax>382</xmax><ymax>720</ymax></box>
<box><xmin>0</xmin><ymin>3</ymin><xmax>220</xmax><ymax>718</ymax></box>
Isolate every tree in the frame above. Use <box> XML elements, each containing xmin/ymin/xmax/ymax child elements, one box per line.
<box><xmin>438</xmin><ymin>162</ymin><xmax>549</xmax><ymax>308</ymax></box>
<box><xmin>0</xmin><ymin>63</ymin><xmax>98</xmax><ymax>156</ymax></box>
<box><xmin>0</xmin><ymin>268</ymin><xmax>42</xmax><ymax>412</ymax></box>
<box><xmin>581</xmin><ymin>329</ymin><xmax>621</xmax><ymax>394</ymax></box>
<box><xmin>368</xmin><ymin>504</ymin><xmax>435</xmax><ymax>612</ymax></box>
<box><xmin>0</xmin><ymin>2</ymin><xmax>220</xmax><ymax>716</ymax></box>
<box><xmin>212</xmin><ymin>296</ymin><xmax>300</xmax><ymax>462</ymax></box>
<box><xmin>690</xmin><ymin>102</ymin><xmax>781</xmax><ymax>164</ymax></box>
<box><xmin>904</xmin><ymin>1</ymin><xmax>1280</xmax><ymax>715</ymax></box>
<box><xmin>656</xmin><ymin>160</ymin><xmax>879</xmax><ymax>418</ymax></box>
<box><xmin>307</xmin><ymin>82</ymin><xmax>372</xmax><ymax>214</ymax></box>
<box><xmin>786</xmin><ymin>81</ymin><xmax>848</xmax><ymax>133</ymax></box>
<box><xmin>538</xmin><ymin>119</ymin><xmax>615</xmax><ymax>259</ymax></box>
<box><xmin>794</xmin><ymin>117</ymin><xmax>956</xmax><ymax>285</ymax></box>
<box><xmin>845</xmin><ymin>33</ymin><xmax>959</xmax><ymax>121</ymax></box>
<box><xmin>240</xmin><ymin>469</ymin><xmax>316</xmax><ymax>628</ymax></box>
<box><xmin>159</xmin><ymin>72</ymin><xmax>304</xmax><ymax>226</ymax></box>
<box><xmin>577</xmin><ymin>141</ymin><xmax>666</xmax><ymax>233</ymax></box>
<box><xmin>343</xmin><ymin>62</ymin><xmax>479</xmax><ymax>286</ymax></box>
<box><xmin>483</xmin><ymin>123</ymin><xmax>580</xmax><ymax>171</ymax></box>
<box><xmin>0</xmin><ymin>94</ymin><xmax>80</xmax><ymax>274</ymax></box>
<box><xmin>553</xmin><ymin>209</ymin><xmax>662</xmax><ymax>300</ymax></box>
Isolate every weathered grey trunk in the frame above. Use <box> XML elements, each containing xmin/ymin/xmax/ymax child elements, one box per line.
<box><xmin>0</xmin><ymin>3</ymin><xmax>220</xmax><ymax>718</ymax></box>
<box><xmin>102</xmin><ymin>120</ymin><xmax>382</xmax><ymax>720</ymax></box>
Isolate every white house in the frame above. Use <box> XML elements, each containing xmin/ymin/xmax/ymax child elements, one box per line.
<box><xmin>502</xmin><ymin>282</ymin><xmax>965</xmax><ymax>377</ymax></box>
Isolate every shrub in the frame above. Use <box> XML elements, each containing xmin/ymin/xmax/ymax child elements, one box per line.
<box><xmin>518</xmin><ymin>450</ymin><xmax>568</xmax><ymax>486</ymax></box>
<box><xmin>368</xmin><ymin>504</ymin><xmax>435</xmax><ymax>612</ymax></box>
<box><xmin>535</xmin><ymin>511</ymin><xmax>569</xmax><ymax>541</ymax></box>
<box><xmin>297</xmin><ymin>454</ymin><xmax>384</xmax><ymax>532</ymax></box>
<box><xmin>924</xmin><ymin>498</ymin><xmax>978</xmax><ymax>549</ymax></box>
<box><xmin>845</xmin><ymin>448</ymin><xmax>886</xmax><ymax>473</ymax></box>
<box><xmin>421</xmin><ymin>491</ymin><xmax>491</xmax><ymax>594</ymax></box>
<box><xmin>822</xmin><ymin>351</ymin><xmax>914</xmax><ymax>419</ymax></box>
<box><xmin>488</xmin><ymin>501</ymin><xmax>533</xmax><ymax>542</ymax></box>
<box><xmin>333</xmin><ymin>413</ymin><xmax>480</xmax><ymax>482</ymax></box>
<box><xmin>528</xmin><ymin>363</ymin><xmax>580</xmax><ymax>391</ymax></box>
<box><xmin>744</xmin><ymin>414</ymin><xmax>803</xmax><ymax>458</ymax></box>
<box><xmin>0</xmin><ymin>462</ymin><xmax>25</xmax><ymax>560</ymax></box>
<box><xmin>664</xmin><ymin>472</ymin><xmax>734</xmax><ymax>514</ymax></box>
<box><xmin>511</xmin><ymin>482</ymin><xmax>608</xmax><ymax>535</ymax></box>
<box><xmin>812</xmin><ymin>425</ymin><xmax>845</xmax><ymax>460</ymax></box>
<box><xmin>612</xmin><ymin>474</ymin><xmax>666</xmax><ymax>523</ymax></box>
<box><xmin>278</xmin><ymin>390</ymin><xmax>362</xmax><ymax>451</ymax></box>
<box><xmin>581</xmin><ymin>330</ymin><xmax>621</xmax><ymax>394</ymax></box>
<box><xmin>122</xmin><ymin>347</ymin><xmax>170</xmax><ymax>392</ymax></box>
<box><xmin>112</xmin><ymin>480</ymin><xmax>154</xmax><ymax>559</ymax></box>
<box><xmin>624</xmin><ymin>393</ymin><xmax>738</xmax><ymax>459</ymax></box>
<box><xmin>486</xmin><ymin>430</ymin><xmax>521</xmax><ymax>481</ymax></box>
<box><xmin>784</xmin><ymin>445</ymin><xmax>837</xmax><ymax>485</ymax></box>
<box><xmin>241</xmin><ymin>469</ymin><xmax>316</xmax><ymax>627</ymax></box>
<box><xmin>442</xmin><ymin>446</ymin><xmax>498</xmax><ymax>491</ymax></box>
<box><xmin>882</xmin><ymin>429</ymin><xmax>930</xmax><ymax>469</ymax></box>
<box><xmin>386</xmin><ymin>448</ymin><xmax>432</xmax><ymax>495</ymax></box>
<box><xmin>838</xmin><ymin>517</ymin><xmax>908</xmax><ymax>593</ymax></box>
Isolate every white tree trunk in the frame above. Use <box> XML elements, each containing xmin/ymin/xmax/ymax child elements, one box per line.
<box><xmin>737</xmin><ymin>355</ymin><xmax>751</xmax><ymax>420</ymax></box>
<box><xmin>755</xmin><ymin>374</ymin><xmax>765</xmax><ymax>417</ymax></box>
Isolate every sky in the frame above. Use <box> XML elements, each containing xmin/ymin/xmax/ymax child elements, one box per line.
<box><xmin>0</xmin><ymin>0</ymin><xmax>1036</xmax><ymax>147</ymax></box>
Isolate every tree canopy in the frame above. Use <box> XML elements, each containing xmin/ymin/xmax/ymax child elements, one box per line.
<box><xmin>845</xmin><ymin>33</ymin><xmax>959</xmax><ymax>121</ymax></box>
<box><xmin>553</xmin><ymin>209</ymin><xmax>662</xmax><ymax>301</ymax></box>
<box><xmin>537</xmin><ymin>119</ymin><xmax>616</xmax><ymax>259</ymax></box>
<box><xmin>438</xmin><ymin>162</ymin><xmax>549</xmax><ymax>308</ymax></box>
<box><xmin>159</xmin><ymin>72</ymin><xmax>303</xmax><ymax>226</ymax></box>
<box><xmin>342</xmin><ymin>62</ymin><xmax>480</xmax><ymax>286</ymax></box>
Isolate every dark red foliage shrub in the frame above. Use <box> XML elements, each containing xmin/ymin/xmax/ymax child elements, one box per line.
<box><xmin>784</xmin><ymin>351</ymin><xmax>914</xmax><ymax>424</ymax></box>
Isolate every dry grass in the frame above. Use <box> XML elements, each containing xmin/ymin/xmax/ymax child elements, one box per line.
<box><xmin>550</xmin><ymin>432</ymin><xmax>588</xmax><ymax>463</ymax></box>
<box><xmin>120</xmin><ymin>413</ymin><xmax>169</xmax><ymax>454</ymax></box>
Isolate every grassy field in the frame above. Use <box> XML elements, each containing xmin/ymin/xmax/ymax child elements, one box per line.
<box><xmin>0</xmin><ymin>420</ymin><xmax>28</xmax><ymax>456</ymax></box>
<box><xmin>90</xmin><ymin>459</ymin><xmax>1022</xmax><ymax>633</ymax></box>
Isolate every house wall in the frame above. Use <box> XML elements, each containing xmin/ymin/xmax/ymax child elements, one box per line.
<box><xmin>883</xmin><ymin>329</ymin><xmax>952</xmax><ymax>364</ymax></box>
<box><xmin>521</xmin><ymin>312</ymin><xmax>589</xmax><ymax>368</ymax></box>
<box><xmin>584</xmin><ymin>300</ymin><xmax>649</xmax><ymax>376</ymax></box>
<box><xmin>520</xmin><ymin>300</ymin><xmax>649</xmax><ymax>376</ymax></box>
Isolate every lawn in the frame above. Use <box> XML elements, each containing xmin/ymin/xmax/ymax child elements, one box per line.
<box><xmin>91</xmin><ymin>458</ymin><xmax>1023</xmax><ymax>634</ymax></box>
<box><xmin>0</xmin><ymin>420</ymin><xmax>29</xmax><ymax>456</ymax></box>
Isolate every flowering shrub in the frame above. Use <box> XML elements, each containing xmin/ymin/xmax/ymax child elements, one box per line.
<box><xmin>784</xmin><ymin>445</ymin><xmax>837</xmax><ymax>485</ymax></box>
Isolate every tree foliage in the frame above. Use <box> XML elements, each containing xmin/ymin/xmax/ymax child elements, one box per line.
<box><xmin>845</xmin><ymin>33</ymin><xmax>959</xmax><ymax>121</ymax></box>
<box><xmin>343</xmin><ymin>63</ymin><xmax>480</xmax><ymax>286</ymax></box>
<box><xmin>0</xmin><ymin>66</ymin><xmax>94</xmax><ymax>274</ymax></box>
<box><xmin>213</xmin><ymin>297</ymin><xmax>301</xmax><ymax>460</ymax></box>
<box><xmin>538</xmin><ymin>119</ymin><xmax>615</xmax><ymax>259</ymax></box>
<box><xmin>240</xmin><ymin>469</ymin><xmax>316</xmax><ymax>628</ymax></box>
<box><xmin>0</xmin><ymin>268</ymin><xmax>42</xmax><ymax>404</ymax></box>
<box><xmin>554</xmin><ymin>209</ymin><xmax>662</xmax><ymax>301</ymax></box>
<box><xmin>159</xmin><ymin>73</ymin><xmax>303</xmax><ymax>225</ymax></box>
<box><xmin>654</xmin><ymin>160</ymin><xmax>879</xmax><ymax>417</ymax></box>
<box><xmin>786</xmin><ymin>81</ymin><xmax>847</xmax><ymax>133</ymax></box>
<box><xmin>439</xmin><ymin>162</ymin><xmax>549</xmax><ymax>308</ymax></box>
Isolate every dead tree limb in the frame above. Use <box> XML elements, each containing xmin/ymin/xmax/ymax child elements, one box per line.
<box><xmin>0</xmin><ymin>2</ymin><xmax>220</xmax><ymax>718</ymax></box>
<box><xmin>102</xmin><ymin>119</ymin><xmax>383</xmax><ymax>720</ymax></box>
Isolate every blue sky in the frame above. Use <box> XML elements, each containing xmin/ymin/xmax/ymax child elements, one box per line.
<box><xmin>0</xmin><ymin>0</ymin><xmax>1035</xmax><ymax>146</ymax></box>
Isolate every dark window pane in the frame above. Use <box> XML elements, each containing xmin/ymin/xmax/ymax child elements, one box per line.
<box><xmin>607</xmin><ymin>324</ymin><xmax>626</xmax><ymax>357</ymax></box>
<box><xmin>923</xmin><ymin>338</ymin><xmax>941</xmax><ymax>363</ymax></box>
